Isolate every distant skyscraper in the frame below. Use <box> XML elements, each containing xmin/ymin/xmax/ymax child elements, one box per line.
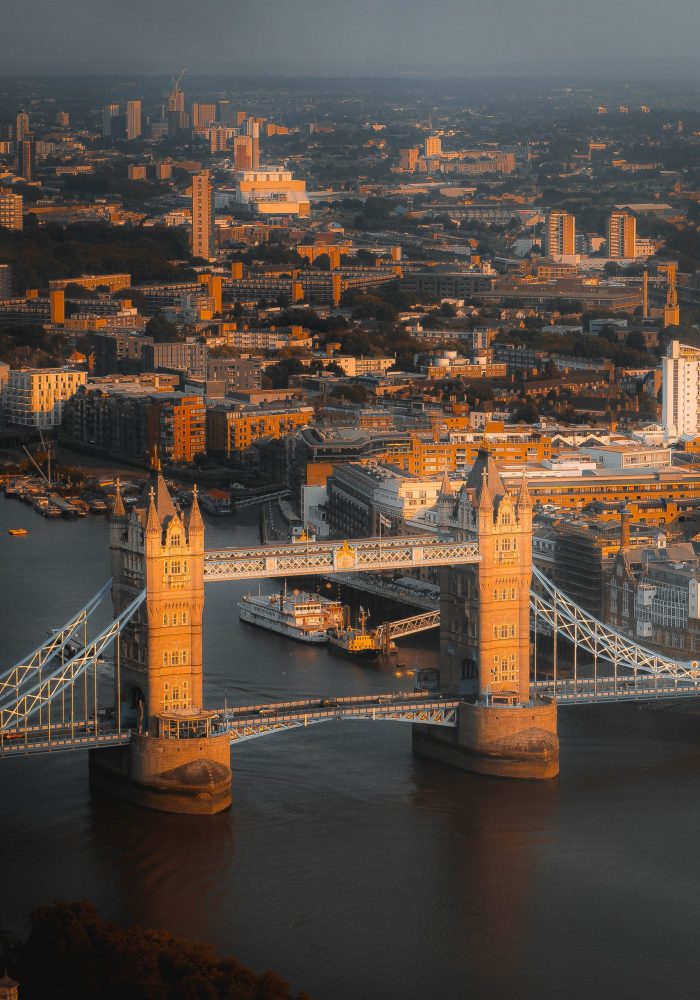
<box><xmin>244</xmin><ymin>118</ymin><xmax>260</xmax><ymax>169</ymax></box>
<box><xmin>56</xmin><ymin>111</ymin><xmax>70</xmax><ymax>128</ymax></box>
<box><xmin>424</xmin><ymin>135</ymin><xmax>442</xmax><ymax>157</ymax></box>
<box><xmin>0</xmin><ymin>191</ymin><xmax>23</xmax><ymax>231</ymax></box>
<box><xmin>167</xmin><ymin>81</ymin><xmax>187</xmax><ymax>136</ymax></box>
<box><xmin>126</xmin><ymin>100</ymin><xmax>142</xmax><ymax>140</ymax></box>
<box><xmin>15</xmin><ymin>112</ymin><xmax>29</xmax><ymax>142</ymax></box>
<box><xmin>102</xmin><ymin>104</ymin><xmax>120</xmax><ymax>138</ymax></box>
<box><xmin>399</xmin><ymin>148</ymin><xmax>419</xmax><ymax>172</ymax></box>
<box><xmin>544</xmin><ymin>211</ymin><xmax>576</xmax><ymax>258</ymax></box>
<box><xmin>607</xmin><ymin>211</ymin><xmax>636</xmax><ymax>259</ymax></box>
<box><xmin>191</xmin><ymin>170</ymin><xmax>214</xmax><ymax>260</ymax></box>
<box><xmin>192</xmin><ymin>102</ymin><xmax>217</xmax><ymax>127</ymax></box>
<box><xmin>17</xmin><ymin>140</ymin><xmax>32</xmax><ymax>182</ymax></box>
<box><xmin>233</xmin><ymin>135</ymin><xmax>253</xmax><ymax>172</ymax></box>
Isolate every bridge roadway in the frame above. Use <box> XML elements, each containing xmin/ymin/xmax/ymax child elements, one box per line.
<box><xmin>204</xmin><ymin>535</ymin><xmax>480</xmax><ymax>582</ymax></box>
<box><xmin>532</xmin><ymin>675</ymin><xmax>700</xmax><ymax>704</ymax></box>
<box><xmin>0</xmin><ymin>693</ymin><xmax>460</xmax><ymax>756</ymax></box>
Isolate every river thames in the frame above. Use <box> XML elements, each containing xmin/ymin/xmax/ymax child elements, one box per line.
<box><xmin>2</xmin><ymin>495</ymin><xmax>700</xmax><ymax>999</ymax></box>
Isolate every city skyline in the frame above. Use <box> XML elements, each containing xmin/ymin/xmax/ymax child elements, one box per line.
<box><xmin>5</xmin><ymin>0</ymin><xmax>700</xmax><ymax>76</ymax></box>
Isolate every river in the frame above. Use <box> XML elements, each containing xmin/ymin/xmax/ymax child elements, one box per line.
<box><xmin>1</xmin><ymin>495</ymin><xmax>700</xmax><ymax>999</ymax></box>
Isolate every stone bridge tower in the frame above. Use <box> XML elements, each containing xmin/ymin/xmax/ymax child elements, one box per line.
<box><xmin>414</xmin><ymin>449</ymin><xmax>559</xmax><ymax>779</ymax></box>
<box><xmin>90</xmin><ymin>460</ymin><xmax>232</xmax><ymax>814</ymax></box>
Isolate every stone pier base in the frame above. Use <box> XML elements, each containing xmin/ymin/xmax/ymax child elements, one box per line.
<box><xmin>413</xmin><ymin>699</ymin><xmax>559</xmax><ymax>780</ymax></box>
<box><xmin>89</xmin><ymin>731</ymin><xmax>232</xmax><ymax>815</ymax></box>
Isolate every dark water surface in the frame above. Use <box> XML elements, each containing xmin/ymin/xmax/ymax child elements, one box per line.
<box><xmin>2</xmin><ymin>495</ymin><xmax>700</xmax><ymax>1000</ymax></box>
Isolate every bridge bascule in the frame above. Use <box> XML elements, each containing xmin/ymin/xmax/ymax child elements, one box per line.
<box><xmin>2</xmin><ymin>450</ymin><xmax>699</xmax><ymax>814</ymax></box>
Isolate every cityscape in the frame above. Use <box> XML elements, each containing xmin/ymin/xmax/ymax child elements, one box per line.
<box><xmin>3</xmin><ymin>4</ymin><xmax>700</xmax><ymax>997</ymax></box>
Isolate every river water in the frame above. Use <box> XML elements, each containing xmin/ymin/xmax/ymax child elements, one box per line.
<box><xmin>2</xmin><ymin>495</ymin><xmax>700</xmax><ymax>1000</ymax></box>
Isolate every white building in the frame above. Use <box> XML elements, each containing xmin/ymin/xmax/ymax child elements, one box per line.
<box><xmin>661</xmin><ymin>340</ymin><xmax>700</xmax><ymax>439</ymax></box>
<box><xmin>233</xmin><ymin>168</ymin><xmax>310</xmax><ymax>217</ymax></box>
<box><xmin>2</xmin><ymin>367</ymin><xmax>86</xmax><ymax>428</ymax></box>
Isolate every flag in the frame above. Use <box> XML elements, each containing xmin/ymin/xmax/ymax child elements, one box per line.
<box><xmin>379</xmin><ymin>513</ymin><xmax>391</xmax><ymax>531</ymax></box>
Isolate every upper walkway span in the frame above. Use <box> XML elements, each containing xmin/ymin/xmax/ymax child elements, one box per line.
<box><xmin>203</xmin><ymin>536</ymin><xmax>480</xmax><ymax>582</ymax></box>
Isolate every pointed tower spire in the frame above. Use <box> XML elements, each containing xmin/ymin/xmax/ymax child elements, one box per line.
<box><xmin>145</xmin><ymin>486</ymin><xmax>161</xmax><ymax>534</ymax></box>
<box><xmin>439</xmin><ymin>469</ymin><xmax>453</xmax><ymax>497</ymax></box>
<box><xmin>186</xmin><ymin>483</ymin><xmax>204</xmax><ymax>537</ymax></box>
<box><xmin>477</xmin><ymin>465</ymin><xmax>493</xmax><ymax>512</ymax></box>
<box><xmin>112</xmin><ymin>478</ymin><xmax>126</xmax><ymax>519</ymax></box>
<box><xmin>516</xmin><ymin>471</ymin><xmax>531</xmax><ymax>510</ymax></box>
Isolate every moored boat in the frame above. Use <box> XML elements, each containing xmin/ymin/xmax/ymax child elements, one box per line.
<box><xmin>237</xmin><ymin>587</ymin><xmax>345</xmax><ymax>643</ymax></box>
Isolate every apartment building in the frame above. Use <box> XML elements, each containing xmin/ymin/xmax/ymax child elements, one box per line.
<box><xmin>661</xmin><ymin>339</ymin><xmax>700</xmax><ymax>438</ymax></box>
<box><xmin>0</xmin><ymin>190</ymin><xmax>23</xmax><ymax>231</ymax></box>
<box><xmin>2</xmin><ymin>368</ymin><xmax>87</xmax><ymax>428</ymax></box>
<box><xmin>207</xmin><ymin>403</ymin><xmax>314</xmax><ymax>458</ymax></box>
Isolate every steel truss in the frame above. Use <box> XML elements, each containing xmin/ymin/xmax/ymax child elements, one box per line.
<box><xmin>204</xmin><ymin>536</ymin><xmax>480</xmax><ymax>582</ymax></box>
<box><xmin>0</xmin><ymin>590</ymin><xmax>145</xmax><ymax>732</ymax></box>
<box><xmin>224</xmin><ymin>698</ymin><xmax>460</xmax><ymax>744</ymax></box>
<box><xmin>374</xmin><ymin>611</ymin><xmax>441</xmax><ymax>646</ymax></box>
<box><xmin>0</xmin><ymin>580</ymin><xmax>112</xmax><ymax>701</ymax></box>
<box><xmin>530</xmin><ymin>567</ymin><xmax>699</xmax><ymax>680</ymax></box>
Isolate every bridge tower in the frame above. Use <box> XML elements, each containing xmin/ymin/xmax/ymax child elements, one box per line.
<box><xmin>89</xmin><ymin>459</ymin><xmax>232</xmax><ymax>814</ymax></box>
<box><xmin>414</xmin><ymin>449</ymin><xmax>559</xmax><ymax>779</ymax></box>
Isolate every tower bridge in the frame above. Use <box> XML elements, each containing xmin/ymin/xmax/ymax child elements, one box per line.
<box><xmin>2</xmin><ymin>449</ymin><xmax>700</xmax><ymax>814</ymax></box>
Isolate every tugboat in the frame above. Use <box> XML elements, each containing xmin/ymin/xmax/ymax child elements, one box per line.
<box><xmin>7</xmin><ymin>528</ymin><xmax>28</xmax><ymax>536</ymax></box>
<box><xmin>328</xmin><ymin>608</ymin><xmax>381</xmax><ymax>662</ymax></box>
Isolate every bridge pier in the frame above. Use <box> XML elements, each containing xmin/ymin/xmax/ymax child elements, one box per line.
<box><xmin>412</xmin><ymin>699</ymin><xmax>559</xmax><ymax>780</ymax></box>
<box><xmin>89</xmin><ymin>719</ymin><xmax>232</xmax><ymax>815</ymax></box>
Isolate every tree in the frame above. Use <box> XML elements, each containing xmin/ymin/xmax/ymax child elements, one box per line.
<box><xmin>145</xmin><ymin>312</ymin><xmax>180</xmax><ymax>343</ymax></box>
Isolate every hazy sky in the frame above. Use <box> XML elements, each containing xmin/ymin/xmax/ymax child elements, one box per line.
<box><xmin>7</xmin><ymin>0</ymin><xmax>700</xmax><ymax>76</ymax></box>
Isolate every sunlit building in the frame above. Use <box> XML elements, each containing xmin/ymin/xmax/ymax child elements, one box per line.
<box><xmin>191</xmin><ymin>170</ymin><xmax>215</xmax><ymax>260</ymax></box>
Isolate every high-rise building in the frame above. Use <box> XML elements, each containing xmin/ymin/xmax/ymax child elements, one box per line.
<box><xmin>233</xmin><ymin>135</ymin><xmax>253</xmax><ymax>172</ymax></box>
<box><xmin>15</xmin><ymin>112</ymin><xmax>29</xmax><ymax>141</ymax></box>
<box><xmin>607</xmin><ymin>211</ymin><xmax>636</xmax><ymax>259</ymax></box>
<box><xmin>1</xmin><ymin>367</ymin><xmax>86</xmax><ymax>428</ymax></box>
<box><xmin>661</xmin><ymin>340</ymin><xmax>700</xmax><ymax>438</ymax></box>
<box><xmin>102</xmin><ymin>104</ymin><xmax>120</xmax><ymax>137</ymax></box>
<box><xmin>192</xmin><ymin>102</ymin><xmax>217</xmax><ymax>127</ymax></box>
<box><xmin>399</xmin><ymin>148</ymin><xmax>419</xmax><ymax>172</ymax></box>
<box><xmin>56</xmin><ymin>111</ymin><xmax>70</xmax><ymax>128</ymax></box>
<box><xmin>0</xmin><ymin>264</ymin><xmax>11</xmax><ymax>297</ymax></box>
<box><xmin>17</xmin><ymin>141</ymin><xmax>32</xmax><ymax>182</ymax></box>
<box><xmin>0</xmin><ymin>190</ymin><xmax>23</xmax><ymax>231</ymax></box>
<box><xmin>544</xmin><ymin>210</ymin><xmax>576</xmax><ymax>258</ymax></box>
<box><xmin>244</xmin><ymin>117</ymin><xmax>260</xmax><ymax>169</ymax></box>
<box><xmin>126</xmin><ymin>100</ymin><xmax>142</xmax><ymax>140</ymax></box>
<box><xmin>167</xmin><ymin>82</ymin><xmax>187</xmax><ymax>136</ymax></box>
<box><xmin>191</xmin><ymin>170</ymin><xmax>214</xmax><ymax>260</ymax></box>
<box><xmin>424</xmin><ymin>135</ymin><xmax>442</xmax><ymax>157</ymax></box>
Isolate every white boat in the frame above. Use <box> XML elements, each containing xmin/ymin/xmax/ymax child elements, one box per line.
<box><xmin>237</xmin><ymin>588</ymin><xmax>345</xmax><ymax>644</ymax></box>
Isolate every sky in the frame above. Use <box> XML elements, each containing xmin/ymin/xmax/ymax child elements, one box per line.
<box><xmin>6</xmin><ymin>0</ymin><xmax>700</xmax><ymax>77</ymax></box>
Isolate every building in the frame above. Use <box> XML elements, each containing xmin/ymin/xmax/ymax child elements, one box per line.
<box><xmin>661</xmin><ymin>339</ymin><xmax>700</xmax><ymax>438</ymax></box>
<box><xmin>191</xmin><ymin>170</ymin><xmax>214</xmax><ymax>260</ymax></box>
<box><xmin>62</xmin><ymin>383</ymin><xmax>204</xmax><ymax>463</ymax></box>
<box><xmin>607</xmin><ymin>211</ymin><xmax>636</xmax><ymax>259</ymax></box>
<box><xmin>15</xmin><ymin>111</ymin><xmax>29</xmax><ymax>141</ymax></box>
<box><xmin>141</xmin><ymin>341</ymin><xmax>207</xmax><ymax>378</ymax></box>
<box><xmin>425</xmin><ymin>135</ymin><xmax>442</xmax><ymax>157</ymax></box>
<box><xmin>234</xmin><ymin>168</ymin><xmax>310</xmax><ymax>217</ymax></box>
<box><xmin>49</xmin><ymin>273</ymin><xmax>131</xmax><ymax>294</ymax></box>
<box><xmin>0</xmin><ymin>190</ymin><xmax>22</xmax><ymax>231</ymax></box>
<box><xmin>207</xmin><ymin>357</ymin><xmax>262</xmax><ymax>392</ymax></box>
<box><xmin>91</xmin><ymin>330</ymin><xmax>152</xmax><ymax>375</ymax></box>
<box><xmin>102</xmin><ymin>103</ymin><xmax>120</xmax><ymax>137</ymax></box>
<box><xmin>0</xmin><ymin>264</ymin><xmax>11</xmax><ymax>297</ymax></box>
<box><xmin>128</xmin><ymin>164</ymin><xmax>147</xmax><ymax>180</ymax></box>
<box><xmin>207</xmin><ymin>402</ymin><xmax>313</xmax><ymax>458</ymax></box>
<box><xmin>544</xmin><ymin>211</ymin><xmax>576</xmax><ymax>258</ymax></box>
<box><xmin>2</xmin><ymin>367</ymin><xmax>87</xmax><ymax>428</ymax></box>
<box><xmin>330</xmin><ymin>356</ymin><xmax>395</xmax><ymax>377</ymax></box>
<box><xmin>399</xmin><ymin>148</ymin><xmax>419</xmax><ymax>172</ymax></box>
<box><xmin>126</xmin><ymin>100</ymin><xmax>142</xmax><ymax>140</ymax></box>
<box><xmin>17</xmin><ymin>140</ymin><xmax>32</xmax><ymax>182</ymax></box>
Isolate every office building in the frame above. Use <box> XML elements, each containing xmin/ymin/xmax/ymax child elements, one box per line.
<box><xmin>192</xmin><ymin>102</ymin><xmax>217</xmax><ymax>126</ymax></box>
<box><xmin>0</xmin><ymin>191</ymin><xmax>22</xmax><ymax>231</ymax></box>
<box><xmin>191</xmin><ymin>170</ymin><xmax>214</xmax><ymax>260</ymax></box>
<box><xmin>126</xmin><ymin>100</ymin><xmax>142</xmax><ymax>140</ymax></box>
<box><xmin>102</xmin><ymin>104</ymin><xmax>120</xmax><ymax>137</ymax></box>
<box><xmin>544</xmin><ymin>211</ymin><xmax>576</xmax><ymax>258</ymax></box>
<box><xmin>608</xmin><ymin>211</ymin><xmax>637</xmax><ymax>259</ymax></box>
<box><xmin>1</xmin><ymin>367</ymin><xmax>87</xmax><ymax>428</ymax></box>
<box><xmin>661</xmin><ymin>339</ymin><xmax>700</xmax><ymax>439</ymax></box>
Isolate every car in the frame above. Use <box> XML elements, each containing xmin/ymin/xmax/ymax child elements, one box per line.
<box><xmin>257</xmin><ymin>707</ymin><xmax>278</xmax><ymax>716</ymax></box>
<box><xmin>319</xmin><ymin>698</ymin><xmax>339</xmax><ymax>708</ymax></box>
<box><xmin>376</xmin><ymin>695</ymin><xmax>393</xmax><ymax>704</ymax></box>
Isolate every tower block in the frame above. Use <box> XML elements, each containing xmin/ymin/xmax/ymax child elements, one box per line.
<box><xmin>413</xmin><ymin>450</ymin><xmax>559</xmax><ymax>780</ymax></box>
<box><xmin>89</xmin><ymin>463</ymin><xmax>232</xmax><ymax>814</ymax></box>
